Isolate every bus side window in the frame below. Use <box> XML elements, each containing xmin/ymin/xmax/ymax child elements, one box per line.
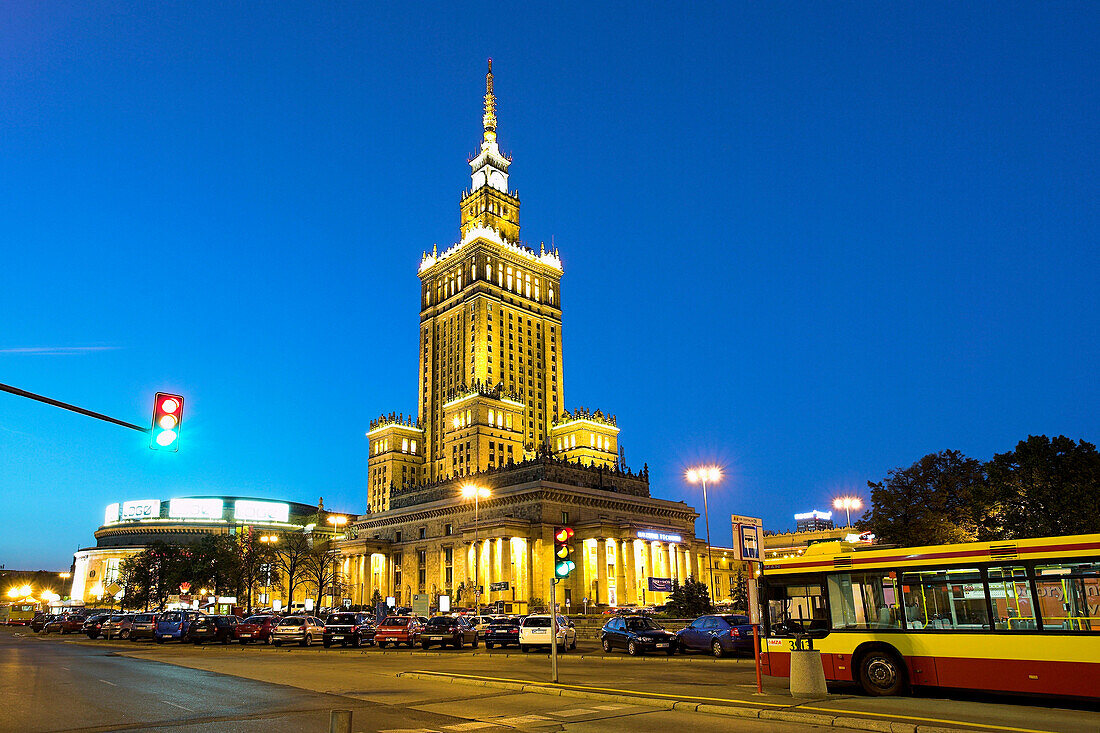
<box><xmin>826</xmin><ymin>573</ymin><xmax>902</xmax><ymax>630</ymax></box>
<box><xmin>900</xmin><ymin>568</ymin><xmax>988</xmax><ymax>631</ymax></box>
<box><xmin>1034</xmin><ymin>562</ymin><xmax>1100</xmax><ymax>633</ymax></box>
<box><xmin>988</xmin><ymin>566</ymin><xmax>1037</xmax><ymax>631</ymax></box>
<box><xmin>766</xmin><ymin>581</ymin><xmax>826</xmax><ymax>635</ymax></box>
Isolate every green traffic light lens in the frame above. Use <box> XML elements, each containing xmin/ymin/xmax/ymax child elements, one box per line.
<box><xmin>155</xmin><ymin>430</ymin><xmax>177</xmax><ymax>446</ymax></box>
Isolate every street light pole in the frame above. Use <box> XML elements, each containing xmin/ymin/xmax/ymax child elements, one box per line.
<box><xmin>833</xmin><ymin>496</ymin><xmax>862</xmax><ymax>528</ymax></box>
<box><xmin>461</xmin><ymin>485</ymin><xmax>490</xmax><ymax>612</ymax></box>
<box><xmin>687</xmin><ymin>467</ymin><xmax>721</xmax><ymax>607</ymax></box>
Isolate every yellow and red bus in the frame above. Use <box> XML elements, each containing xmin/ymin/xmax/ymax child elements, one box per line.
<box><xmin>0</xmin><ymin>602</ymin><xmax>38</xmax><ymax>625</ymax></box>
<box><xmin>758</xmin><ymin>533</ymin><xmax>1099</xmax><ymax>697</ymax></box>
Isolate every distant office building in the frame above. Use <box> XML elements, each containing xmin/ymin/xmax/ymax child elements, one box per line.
<box><xmin>795</xmin><ymin>510</ymin><xmax>834</xmax><ymax>532</ymax></box>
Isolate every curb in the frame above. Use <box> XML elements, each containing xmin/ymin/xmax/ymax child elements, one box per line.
<box><xmin>395</xmin><ymin>672</ymin><xmax>976</xmax><ymax>733</ymax></box>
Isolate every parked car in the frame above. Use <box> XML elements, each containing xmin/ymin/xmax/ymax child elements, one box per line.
<box><xmin>102</xmin><ymin>614</ymin><xmax>135</xmax><ymax>640</ymax></box>
<box><xmin>31</xmin><ymin>614</ymin><xmax>57</xmax><ymax>633</ymax></box>
<box><xmin>129</xmin><ymin>613</ymin><xmax>159</xmax><ymax>641</ymax></box>
<box><xmin>155</xmin><ymin>610</ymin><xmax>204</xmax><ymax>643</ymax></box>
<box><xmin>82</xmin><ymin>614</ymin><xmax>112</xmax><ymax>639</ymax></box>
<box><xmin>421</xmin><ymin>615</ymin><xmax>478</xmax><ymax>649</ymax></box>
<box><xmin>236</xmin><ymin>615</ymin><xmax>279</xmax><ymax>645</ymax></box>
<box><xmin>519</xmin><ymin>614</ymin><xmax>576</xmax><ymax>652</ymax></box>
<box><xmin>468</xmin><ymin>614</ymin><xmax>497</xmax><ymax>639</ymax></box>
<box><xmin>43</xmin><ymin>614</ymin><xmax>85</xmax><ymax>635</ymax></box>
<box><xmin>323</xmin><ymin>612</ymin><xmax>376</xmax><ymax>648</ymax></box>
<box><xmin>601</xmin><ymin>615</ymin><xmax>677</xmax><ymax>656</ymax></box>
<box><xmin>185</xmin><ymin>615</ymin><xmax>241</xmax><ymax>645</ymax></box>
<box><xmin>484</xmin><ymin>616</ymin><xmax>522</xmax><ymax>649</ymax></box>
<box><xmin>272</xmin><ymin>616</ymin><xmax>325</xmax><ymax>647</ymax></box>
<box><xmin>375</xmin><ymin>615</ymin><xmax>423</xmax><ymax>648</ymax></box>
<box><xmin>676</xmin><ymin>614</ymin><xmax>757</xmax><ymax>657</ymax></box>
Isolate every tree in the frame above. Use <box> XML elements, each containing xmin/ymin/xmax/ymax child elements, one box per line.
<box><xmin>665</xmin><ymin>576</ymin><xmax>712</xmax><ymax>617</ymax></box>
<box><xmin>729</xmin><ymin>567</ymin><xmax>749</xmax><ymax>612</ymax></box>
<box><xmin>302</xmin><ymin>539</ymin><xmax>344</xmax><ymax>611</ymax></box>
<box><xmin>861</xmin><ymin>450</ymin><xmax>986</xmax><ymax>546</ymax></box>
<box><xmin>984</xmin><ymin>435</ymin><xmax>1100</xmax><ymax>539</ymax></box>
<box><xmin>119</xmin><ymin>541</ymin><xmax>191</xmax><ymax>610</ymax></box>
<box><xmin>235</xmin><ymin>529</ymin><xmax>278</xmax><ymax>613</ymax></box>
<box><xmin>273</xmin><ymin>531</ymin><xmax>311</xmax><ymax>608</ymax></box>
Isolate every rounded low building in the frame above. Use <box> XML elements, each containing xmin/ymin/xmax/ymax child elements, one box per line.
<box><xmin>70</xmin><ymin>496</ymin><xmax>348</xmax><ymax>605</ymax></box>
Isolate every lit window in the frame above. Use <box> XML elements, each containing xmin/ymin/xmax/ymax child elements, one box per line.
<box><xmin>466</xmin><ymin>409</ymin><xmax>471</xmax><ymax>425</ymax></box>
<box><xmin>557</xmin><ymin>438</ymin><xmax>562</xmax><ymax>451</ymax></box>
<box><xmin>590</xmin><ymin>433</ymin><xmax>595</xmax><ymax>448</ymax></box>
<box><xmin>570</xmin><ymin>434</ymin><xmax>576</xmax><ymax>448</ymax></box>
<box><xmin>402</xmin><ymin>438</ymin><xmax>409</xmax><ymax>453</ymax></box>
<box><xmin>411</xmin><ymin>440</ymin><xmax>417</xmax><ymax>454</ymax></box>
<box><xmin>505</xmin><ymin>413</ymin><xmax>512</xmax><ymax>429</ymax></box>
<box><xmin>453</xmin><ymin>416</ymin><xmax>460</xmax><ymax>430</ymax></box>
<box><xmin>488</xmin><ymin>410</ymin><xmax>495</xmax><ymax>427</ymax></box>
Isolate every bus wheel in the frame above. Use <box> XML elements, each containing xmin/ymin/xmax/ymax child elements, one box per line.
<box><xmin>859</xmin><ymin>650</ymin><xmax>906</xmax><ymax>696</ymax></box>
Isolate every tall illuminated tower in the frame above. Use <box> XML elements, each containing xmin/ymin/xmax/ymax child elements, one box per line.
<box><xmin>366</xmin><ymin>61</ymin><xmax>620</xmax><ymax>512</ymax></box>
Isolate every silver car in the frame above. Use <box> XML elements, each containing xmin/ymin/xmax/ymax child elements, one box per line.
<box><xmin>271</xmin><ymin>616</ymin><xmax>325</xmax><ymax>647</ymax></box>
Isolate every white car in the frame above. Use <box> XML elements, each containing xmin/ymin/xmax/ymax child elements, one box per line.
<box><xmin>469</xmin><ymin>614</ymin><xmax>500</xmax><ymax>638</ymax></box>
<box><xmin>519</xmin><ymin>614</ymin><xmax>576</xmax><ymax>652</ymax></box>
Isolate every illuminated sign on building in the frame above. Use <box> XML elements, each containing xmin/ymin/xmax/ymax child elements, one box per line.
<box><xmin>104</xmin><ymin>503</ymin><xmax>120</xmax><ymax>525</ymax></box>
<box><xmin>636</xmin><ymin>530</ymin><xmax>683</xmax><ymax>543</ymax></box>
<box><xmin>794</xmin><ymin>511</ymin><xmax>833</xmax><ymax>521</ymax></box>
<box><xmin>233</xmin><ymin>500</ymin><xmax>290</xmax><ymax>523</ymax></box>
<box><xmin>169</xmin><ymin>498</ymin><xmax>224</xmax><ymax>520</ymax></box>
<box><xmin>121</xmin><ymin>500</ymin><xmax>160</xmax><ymax>521</ymax></box>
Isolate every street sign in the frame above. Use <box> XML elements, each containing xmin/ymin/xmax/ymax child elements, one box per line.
<box><xmin>731</xmin><ymin>515</ymin><xmax>763</xmax><ymax>561</ymax></box>
<box><xmin>489</xmin><ymin>581</ymin><xmax>509</xmax><ymax>592</ymax></box>
<box><xmin>647</xmin><ymin>577</ymin><xmax>673</xmax><ymax>592</ymax></box>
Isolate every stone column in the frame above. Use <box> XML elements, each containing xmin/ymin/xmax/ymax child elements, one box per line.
<box><xmin>621</xmin><ymin>540</ymin><xmax>635</xmax><ymax>604</ymax></box>
<box><xmin>595</xmin><ymin>539</ymin><xmax>608</xmax><ymax>606</ymax></box>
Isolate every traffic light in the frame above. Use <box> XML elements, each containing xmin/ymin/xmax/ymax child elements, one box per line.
<box><xmin>554</xmin><ymin>526</ymin><xmax>575</xmax><ymax>579</ymax></box>
<box><xmin>150</xmin><ymin>392</ymin><xmax>184</xmax><ymax>451</ymax></box>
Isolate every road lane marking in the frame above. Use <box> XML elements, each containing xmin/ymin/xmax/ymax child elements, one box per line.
<box><xmin>442</xmin><ymin>724</ymin><xmax>496</xmax><ymax>731</ymax></box>
<box><xmin>161</xmin><ymin>701</ymin><xmax>194</xmax><ymax>711</ymax></box>
<box><xmin>490</xmin><ymin>715</ymin><xmax>550</xmax><ymax>726</ymax></box>
<box><xmin>98</xmin><ymin>679</ymin><xmax>116</xmax><ymax>686</ymax></box>
<box><xmin>403</xmin><ymin>671</ymin><xmax>1062</xmax><ymax>733</ymax></box>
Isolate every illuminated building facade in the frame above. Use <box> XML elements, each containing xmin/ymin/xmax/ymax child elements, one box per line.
<box><xmin>69</xmin><ymin>496</ymin><xmax>345</xmax><ymax>608</ymax></box>
<box><xmin>344</xmin><ymin>63</ymin><xmax>708</xmax><ymax>609</ymax></box>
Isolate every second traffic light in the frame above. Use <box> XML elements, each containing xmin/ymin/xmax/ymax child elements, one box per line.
<box><xmin>150</xmin><ymin>392</ymin><xmax>184</xmax><ymax>451</ymax></box>
<box><xmin>554</xmin><ymin>526</ymin><xmax>575</xmax><ymax>578</ymax></box>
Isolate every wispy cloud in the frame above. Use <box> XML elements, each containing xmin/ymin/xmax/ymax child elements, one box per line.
<box><xmin>0</xmin><ymin>346</ymin><xmax>121</xmax><ymax>355</ymax></box>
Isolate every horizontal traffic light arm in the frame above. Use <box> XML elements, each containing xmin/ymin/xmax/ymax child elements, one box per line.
<box><xmin>0</xmin><ymin>381</ymin><xmax>149</xmax><ymax>433</ymax></box>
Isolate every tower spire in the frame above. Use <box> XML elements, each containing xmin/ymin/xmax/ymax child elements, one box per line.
<box><xmin>482</xmin><ymin>58</ymin><xmax>497</xmax><ymax>146</ymax></box>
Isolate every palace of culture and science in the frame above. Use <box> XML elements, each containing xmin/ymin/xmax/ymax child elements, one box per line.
<box><xmin>337</xmin><ymin>62</ymin><xmax>720</xmax><ymax>610</ymax></box>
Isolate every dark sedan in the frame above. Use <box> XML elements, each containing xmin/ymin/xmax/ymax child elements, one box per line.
<box><xmin>420</xmin><ymin>615</ymin><xmax>478</xmax><ymax>649</ymax></box>
<box><xmin>600</xmin><ymin>615</ymin><xmax>677</xmax><ymax>656</ymax></box>
<box><xmin>676</xmin><ymin>614</ymin><xmax>757</xmax><ymax>657</ymax></box>
<box><xmin>323</xmin><ymin>612</ymin><xmax>376</xmax><ymax>648</ymax></box>
<box><xmin>82</xmin><ymin>614</ymin><xmax>112</xmax><ymax>639</ymax></box>
<box><xmin>43</xmin><ymin>614</ymin><xmax>85</xmax><ymax>634</ymax></box>
<box><xmin>184</xmin><ymin>615</ymin><xmax>240</xmax><ymax>645</ymax></box>
<box><xmin>483</xmin><ymin>617</ymin><xmax>522</xmax><ymax>649</ymax></box>
<box><xmin>31</xmin><ymin>614</ymin><xmax>57</xmax><ymax>633</ymax></box>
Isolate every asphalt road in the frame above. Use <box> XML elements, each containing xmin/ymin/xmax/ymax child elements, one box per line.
<box><xmin>0</xmin><ymin>628</ymin><xmax>829</xmax><ymax>733</ymax></box>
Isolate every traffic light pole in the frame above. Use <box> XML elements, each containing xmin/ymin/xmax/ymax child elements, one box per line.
<box><xmin>549</xmin><ymin>577</ymin><xmax>559</xmax><ymax>683</ymax></box>
<box><xmin>0</xmin><ymin>381</ymin><xmax>148</xmax><ymax>432</ymax></box>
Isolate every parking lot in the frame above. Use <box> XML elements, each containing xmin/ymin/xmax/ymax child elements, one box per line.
<box><xmin>7</xmin><ymin>625</ymin><xmax>1099</xmax><ymax>733</ymax></box>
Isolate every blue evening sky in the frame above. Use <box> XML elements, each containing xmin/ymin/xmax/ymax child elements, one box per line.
<box><xmin>1</xmin><ymin>3</ymin><xmax>1097</xmax><ymax>570</ymax></box>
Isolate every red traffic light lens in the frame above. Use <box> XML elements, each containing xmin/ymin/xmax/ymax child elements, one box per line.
<box><xmin>160</xmin><ymin>397</ymin><xmax>180</xmax><ymax>414</ymax></box>
<box><xmin>555</xmin><ymin>528</ymin><xmax>574</xmax><ymax>542</ymax></box>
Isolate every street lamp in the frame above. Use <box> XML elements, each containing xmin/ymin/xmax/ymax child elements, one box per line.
<box><xmin>686</xmin><ymin>466</ymin><xmax>721</xmax><ymax>607</ymax></box>
<box><xmin>833</xmin><ymin>496</ymin><xmax>862</xmax><ymax>528</ymax></box>
<box><xmin>327</xmin><ymin>516</ymin><xmax>348</xmax><ymax>610</ymax></box>
<box><xmin>461</xmin><ymin>484</ymin><xmax>490</xmax><ymax>611</ymax></box>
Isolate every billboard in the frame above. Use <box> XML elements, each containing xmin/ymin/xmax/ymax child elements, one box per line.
<box><xmin>648</xmin><ymin>577</ymin><xmax>673</xmax><ymax>593</ymax></box>
<box><xmin>233</xmin><ymin>500</ymin><xmax>290</xmax><ymax>523</ymax></box>
<box><xmin>636</xmin><ymin>530</ymin><xmax>683</xmax><ymax>543</ymax></box>
<box><xmin>121</xmin><ymin>499</ymin><xmax>160</xmax><ymax>521</ymax></box>
<box><xmin>104</xmin><ymin>503</ymin><xmax>120</xmax><ymax>525</ymax></box>
<box><xmin>169</xmin><ymin>498</ymin><xmax>224</xmax><ymax>520</ymax></box>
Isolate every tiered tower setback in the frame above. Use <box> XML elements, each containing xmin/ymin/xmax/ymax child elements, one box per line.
<box><xmin>366</xmin><ymin>61</ymin><xmax>620</xmax><ymax>513</ymax></box>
